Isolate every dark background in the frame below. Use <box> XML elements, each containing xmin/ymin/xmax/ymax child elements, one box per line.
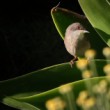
<box><xmin>0</xmin><ymin>0</ymin><xmax>83</xmax><ymax>109</ymax></box>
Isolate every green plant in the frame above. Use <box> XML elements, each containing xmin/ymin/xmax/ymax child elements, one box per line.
<box><xmin>0</xmin><ymin>0</ymin><xmax>110</xmax><ymax>110</ymax></box>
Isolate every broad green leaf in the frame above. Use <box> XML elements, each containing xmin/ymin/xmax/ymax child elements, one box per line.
<box><xmin>78</xmin><ymin>0</ymin><xmax>110</xmax><ymax>46</ymax></box>
<box><xmin>16</xmin><ymin>76</ymin><xmax>107</xmax><ymax>110</ymax></box>
<box><xmin>3</xmin><ymin>97</ymin><xmax>40</xmax><ymax>110</ymax></box>
<box><xmin>51</xmin><ymin>7</ymin><xmax>87</xmax><ymax>40</ymax></box>
<box><xmin>51</xmin><ymin>7</ymin><xmax>107</xmax><ymax>59</ymax></box>
<box><xmin>0</xmin><ymin>59</ymin><xmax>107</xmax><ymax>109</ymax></box>
<box><xmin>106</xmin><ymin>0</ymin><xmax>110</xmax><ymax>5</ymax></box>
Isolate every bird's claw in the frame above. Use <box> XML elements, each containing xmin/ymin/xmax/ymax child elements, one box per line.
<box><xmin>70</xmin><ymin>60</ymin><xmax>74</xmax><ymax>68</ymax></box>
<box><xmin>69</xmin><ymin>56</ymin><xmax>78</xmax><ymax>68</ymax></box>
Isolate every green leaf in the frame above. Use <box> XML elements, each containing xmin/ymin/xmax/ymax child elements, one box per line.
<box><xmin>16</xmin><ymin>76</ymin><xmax>107</xmax><ymax>110</ymax></box>
<box><xmin>51</xmin><ymin>7</ymin><xmax>107</xmax><ymax>59</ymax></box>
<box><xmin>3</xmin><ymin>97</ymin><xmax>40</xmax><ymax>110</ymax></box>
<box><xmin>0</xmin><ymin>59</ymin><xmax>107</xmax><ymax>109</ymax></box>
<box><xmin>78</xmin><ymin>0</ymin><xmax>110</xmax><ymax>46</ymax></box>
<box><xmin>51</xmin><ymin>7</ymin><xmax>87</xmax><ymax>40</ymax></box>
<box><xmin>106</xmin><ymin>0</ymin><xmax>110</xmax><ymax>5</ymax></box>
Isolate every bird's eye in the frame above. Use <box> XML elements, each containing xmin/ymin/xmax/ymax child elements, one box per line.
<box><xmin>77</xmin><ymin>25</ymin><xmax>81</xmax><ymax>30</ymax></box>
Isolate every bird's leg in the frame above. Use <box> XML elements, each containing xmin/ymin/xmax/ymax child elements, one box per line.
<box><xmin>70</xmin><ymin>56</ymin><xmax>78</xmax><ymax>68</ymax></box>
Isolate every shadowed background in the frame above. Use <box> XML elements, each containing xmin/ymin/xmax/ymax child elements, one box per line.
<box><xmin>0</xmin><ymin>0</ymin><xmax>83</xmax><ymax>109</ymax></box>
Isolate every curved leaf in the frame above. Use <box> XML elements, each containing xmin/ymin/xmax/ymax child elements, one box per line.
<box><xmin>16</xmin><ymin>76</ymin><xmax>107</xmax><ymax>110</ymax></box>
<box><xmin>51</xmin><ymin>7</ymin><xmax>107</xmax><ymax>59</ymax></box>
<box><xmin>0</xmin><ymin>59</ymin><xmax>107</xmax><ymax>109</ymax></box>
<box><xmin>78</xmin><ymin>0</ymin><xmax>110</xmax><ymax>46</ymax></box>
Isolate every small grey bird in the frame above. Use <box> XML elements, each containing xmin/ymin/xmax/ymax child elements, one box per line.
<box><xmin>64</xmin><ymin>22</ymin><xmax>90</xmax><ymax>67</ymax></box>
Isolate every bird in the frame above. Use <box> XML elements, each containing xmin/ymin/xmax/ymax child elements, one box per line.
<box><xmin>64</xmin><ymin>22</ymin><xmax>90</xmax><ymax>67</ymax></box>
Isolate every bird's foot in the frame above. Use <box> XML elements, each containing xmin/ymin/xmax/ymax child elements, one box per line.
<box><xmin>69</xmin><ymin>56</ymin><xmax>78</xmax><ymax>68</ymax></box>
<box><xmin>70</xmin><ymin>60</ymin><xmax>74</xmax><ymax>68</ymax></box>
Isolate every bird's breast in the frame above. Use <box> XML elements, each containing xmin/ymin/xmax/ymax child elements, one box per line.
<box><xmin>64</xmin><ymin>32</ymin><xmax>78</xmax><ymax>56</ymax></box>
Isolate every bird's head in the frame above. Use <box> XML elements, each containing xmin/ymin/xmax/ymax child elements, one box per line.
<box><xmin>68</xmin><ymin>22</ymin><xmax>86</xmax><ymax>31</ymax></box>
<box><xmin>65</xmin><ymin>22</ymin><xmax>89</xmax><ymax>39</ymax></box>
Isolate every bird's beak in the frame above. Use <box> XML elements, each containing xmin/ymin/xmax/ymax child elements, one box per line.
<box><xmin>77</xmin><ymin>30</ymin><xmax>89</xmax><ymax>38</ymax></box>
<box><xmin>83</xmin><ymin>30</ymin><xmax>89</xmax><ymax>33</ymax></box>
<box><xmin>77</xmin><ymin>30</ymin><xmax>89</xmax><ymax>34</ymax></box>
<box><xmin>72</xmin><ymin>30</ymin><xmax>89</xmax><ymax>37</ymax></box>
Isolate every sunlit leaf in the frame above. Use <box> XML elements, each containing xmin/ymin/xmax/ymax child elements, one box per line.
<box><xmin>78</xmin><ymin>0</ymin><xmax>110</xmax><ymax>46</ymax></box>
